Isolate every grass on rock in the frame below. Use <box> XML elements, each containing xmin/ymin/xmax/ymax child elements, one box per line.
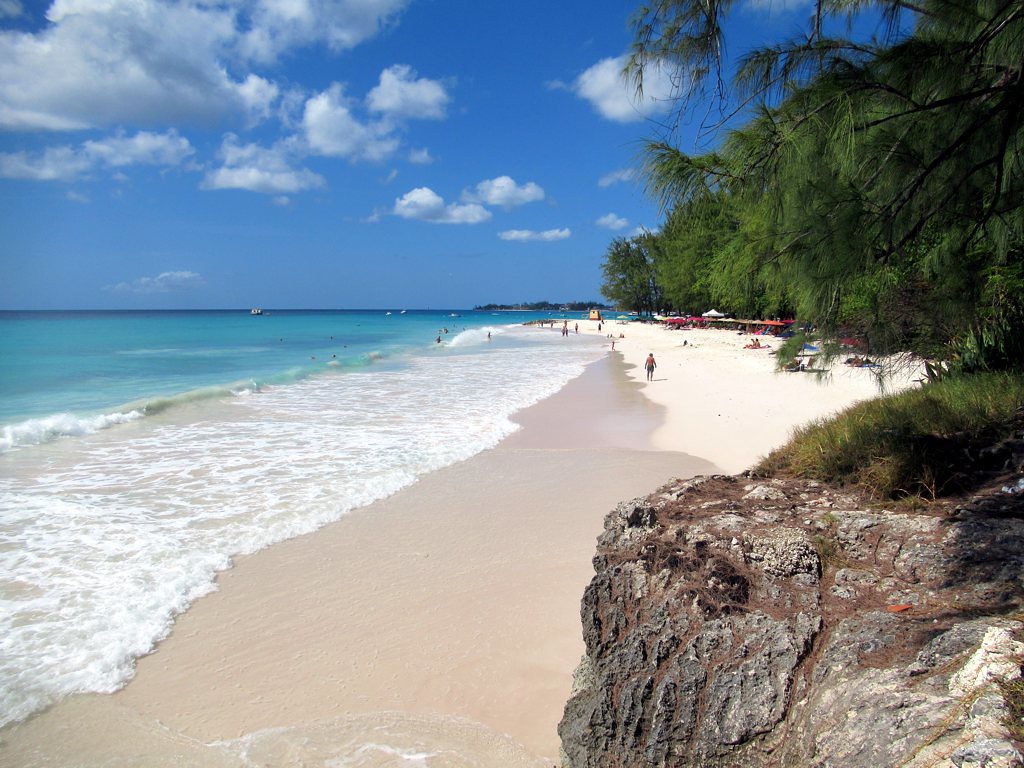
<box><xmin>757</xmin><ymin>372</ymin><xmax>1024</xmax><ymax>500</ymax></box>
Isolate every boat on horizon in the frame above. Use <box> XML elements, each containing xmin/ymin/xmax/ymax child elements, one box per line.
<box><xmin>250</xmin><ymin>308</ymin><xmax>263</xmax><ymax>316</ymax></box>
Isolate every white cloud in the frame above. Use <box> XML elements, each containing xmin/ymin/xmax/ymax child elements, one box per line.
<box><xmin>82</xmin><ymin>130</ymin><xmax>195</xmax><ymax>167</ymax></box>
<box><xmin>237</xmin><ymin>0</ymin><xmax>409</xmax><ymax>63</ymax></box>
<box><xmin>0</xmin><ymin>0</ymin><xmax>409</xmax><ymax>131</ymax></box>
<box><xmin>464</xmin><ymin>176</ymin><xmax>544</xmax><ymax>208</ymax></box>
<box><xmin>302</xmin><ymin>83</ymin><xmax>398</xmax><ymax>162</ymax></box>
<box><xmin>597</xmin><ymin>213</ymin><xmax>629</xmax><ymax>230</ymax></box>
<box><xmin>367</xmin><ymin>64</ymin><xmax>449</xmax><ymax>120</ymax></box>
<box><xmin>598</xmin><ymin>167</ymin><xmax>636</xmax><ymax>188</ymax></box>
<box><xmin>392</xmin><ymin>175</ymin><xmax>544</xmax><ymax>226</ymax></box>
<box><xmin>498</xmin><ymin>228</ymin><xmax>571</xmax><ymax>242</ymax></box>
<box><xmin>66</xmin><ymin>190</ymin><xmax>89</xmax><ymax>203</ymax></box>
<box><xmin>237</xmin><ymin>74</ymin><xmax>281</xmax><ymax>126</ymax></box>
<box><xmin>201</xmin><ymin>134</ymin><xmax>325</xmax><ymax>194</ymax></box>
<box><xmin>0</xmin><ymin>0</ymin><xmax>23</xmax><ymax>19</ymax></box>
<box><xmin>393</xmin><ymin>186</ymin><xmax>491</xmax><ymax>224</ymax></box>
<box><xmin>574</xmin><ymin>55</ymin><xmax>678</xmax><ymax>123</ymax></box>
<box><xmin>103</xmin><ymin>269</ymin><xmax>204</xmax><ymax>294</ymax></box>
<box><xmin>0</xmin><ymin>2</ymin><xmax>242</xmax><ymax>130</ymax></box>
<box><xmin>0</xmin><ymin>146</ymin><xmax>93</xmax><ymax>180</ymax></box>
<box><xmin>408</xmin><ymin>147</ymin><xmax>434</xmax><ymax>165</ymax></box>
<box><xmin>0</xmin><ymin>129</ymin><xmax>194</xmax><ymax>180</ymax></box>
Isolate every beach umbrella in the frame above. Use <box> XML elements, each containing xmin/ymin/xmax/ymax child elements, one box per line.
<box><xmin>701</xmin><ymin>309</ymin><xmax>725</xmax><ymax>318</ymax></box>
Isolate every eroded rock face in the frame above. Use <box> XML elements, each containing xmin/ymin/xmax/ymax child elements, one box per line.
<box><xmin>559</xmin><ymin>474</ymin><xmax>1024</xmax><ymax>768</ymax></box>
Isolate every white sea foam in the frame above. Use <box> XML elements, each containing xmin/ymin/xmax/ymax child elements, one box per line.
<box><xmin>0</xmin><ymin>327</ymin><xmax>605</xmax><ymax>728</ymax></box>
<box><xmin>0</xmin><ymin>381</ymin><xmax>273</xmax><ymax>454</ymax></box>
<box><xmin>446</xmin><ymin>326</ymin><xmax>504</xmax><ymax>348</ymax></box>
<box><xmin>351</xmin><ymin>744</ymin><xmax>436</xmax><ymax>764</ymax></box>
<box><xmin>0</xmin><ymin>410</ymin><xmax>144</xmax><ymax>453</ymax></box>
<box><xmin>219</xmin><ymin>711</ymin><xmax>549</xmax><ymax>767</ymax></box>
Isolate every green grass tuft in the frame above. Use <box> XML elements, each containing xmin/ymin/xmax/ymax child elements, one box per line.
<box><xmin>756</xmin><ymin>372</ymin><xmax>1024</xmax><ymax>499</ymax></box>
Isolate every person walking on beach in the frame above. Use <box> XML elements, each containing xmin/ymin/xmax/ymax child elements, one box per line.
<box><xmin>574</xmin><ymin>323</ymin><xmax>579</xmax><ymax>334</ymax></box>
<box><xmin>645</xmin><ymin>352</ymin><xmax>657</xmax><ymax>381</ymax></box>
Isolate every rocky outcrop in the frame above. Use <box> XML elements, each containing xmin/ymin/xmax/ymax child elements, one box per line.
<box><xmin>559</xmin><ymin>474</ymin><xmax>1024</xmax><ymax>767</ymax></box>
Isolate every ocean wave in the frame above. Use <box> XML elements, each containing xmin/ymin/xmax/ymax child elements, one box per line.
<box><xmin>0</xmin><ymin>383</ymin><xmax>258</xmax><ymax>453</ymax></box>
<box><xmin>0</xmin><ymin>410</ymin><xmax>145</xmax><ymax>453</ymax></box>
<box><xmin>0</xmin><ymin>353</ymin><xmax>395</xmax><ymax>453</ymax></box>
<box><xmin>446</xmin><ymin>326</ymin><xmax>503</xmax><ymax>348</ymax></box>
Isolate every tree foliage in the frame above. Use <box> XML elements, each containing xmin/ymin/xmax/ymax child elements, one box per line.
<box><xmin>600</xmin><ymin>234</ymin><xmax>664</xmax><ymax>315</ymax></box>
<box><xmin>616</xmin><ymin>0</ymin><xmax>1024</xmax><ymax>371</ymax></box>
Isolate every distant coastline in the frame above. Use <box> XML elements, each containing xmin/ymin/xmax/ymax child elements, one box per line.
<box><xmin>474</xmin><ymin>301</ymin><xmax>612</xmax><ymax>312</ymax></box>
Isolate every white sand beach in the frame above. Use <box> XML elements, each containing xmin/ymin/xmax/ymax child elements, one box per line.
<box><xmin>576</xmin><ymin>319</ymin><xmax>915</xmax><ymax>472</ymax></box>
<box><xmin>2</xmin><ymin>323</ymin><xmax>914</xmax><ymax>767</ymax></box>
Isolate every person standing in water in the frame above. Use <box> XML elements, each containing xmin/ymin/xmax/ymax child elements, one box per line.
<box><xmin>645</xmin><ymin>352</ymin><xmax>657</xmax><ymax>381</ymax></box>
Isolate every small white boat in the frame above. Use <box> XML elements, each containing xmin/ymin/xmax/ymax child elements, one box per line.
<box><xmin>385</xmin><ymin>311</ymin><xmax>392</xmax><ymax>315</ymax></box>
<box><xmin>400</xmin><ymin>310</ymin><xmax>407</xmax><ymax>314</ymax></box>
<box><xmin>250</xmin><ymin>308</ymin><xmax>263</xmax><ymax>316</ymax></box>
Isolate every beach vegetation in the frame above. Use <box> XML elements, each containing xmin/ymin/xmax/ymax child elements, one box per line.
<box><xmin>611</xmin><ymin>0</ymin><xmax>1024</xmax><ymax>373</ymax></box>
<box><xmin>601</xmin><ymin>233</ymin><xmax>664</xmax><ymax>316</ymax></box>
<box><xmin>756</xmin><ymin>371</ymin><xmax>1024</xmax><ymax>499</ymax></box>
<box><xmin>998</xmin><ymin>675</ymin><xmax>1024</xmax><ymax>742</ymax></box>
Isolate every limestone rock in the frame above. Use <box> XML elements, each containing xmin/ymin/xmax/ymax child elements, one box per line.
<box><xmin>559</xmin><ymin>474</ymin><xmax>1024</xmax><ymax>768</ymax></box>
<box><xmin>743</xmin><ymin>528</ymin><xmax>820</xmax><ymax>578</ymax></box>
<box><xmin>742</xmin><ymin>484</ymin><xmax>787</xmax><ymax>501</ymax></box>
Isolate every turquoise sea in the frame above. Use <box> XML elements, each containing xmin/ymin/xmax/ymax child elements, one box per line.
<box><xmin>0</xmin><ymin>308</ymin><xmax>605</xmax><ymax>729</ymax></box>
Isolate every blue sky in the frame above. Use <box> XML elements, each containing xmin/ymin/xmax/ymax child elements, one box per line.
<box><xmin>0</xmin><ymin>0</ymin><xmax>817</xmax><ymax>309</ymax></box>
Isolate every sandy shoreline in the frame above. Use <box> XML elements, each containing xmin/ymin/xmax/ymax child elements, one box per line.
<box><xmin>3</xmin><ymin>322</ymin><xmax>914</xmax><ymax>766</ymax></box>
<box><xmin>570</xmin><ymin>319</ymin><xmax>916</xmax><ymax>472</ymax></box>
<box><xmin>3</xmin><ymin>353</ymin><xmax>715</xmax><ymax>766</ymax></box>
